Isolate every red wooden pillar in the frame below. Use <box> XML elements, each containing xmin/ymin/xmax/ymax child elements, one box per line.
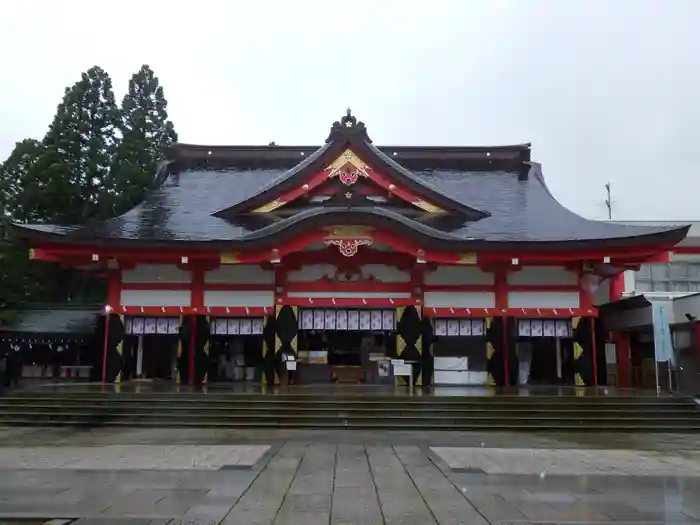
<box><xmin>494</xmin><ymin>267</ymin><xmax>510</xmax><ymax>386</ymax></box>
<box><xmin>614</xmin><ymin>331</ymin><xmax>631</xmax><ymax>388</ymax></box>
<box><xmin>103</xmin><ymin>269</ymin><xmax>120</xmax><ymax>386</ymax></box>
<box><xmin>591</xmin><ymin>317</ymin><xmax>598</xmax><ymax>387</ymax></box>
<box><xmin>188</xmin><ymin>314</ymin><xmax>197</xmax><ymax>387</ymax></box>
<box><xmin>106</xmin><ymin>269</ymin><xmax>121</xmax><ymax>310</ymax></box>
<box><xmin>609</xmin><ymin>272</ymin><xmax>625</xmax><ymax>302</ymax></box>
<box><xmin>695</xmin><ymin>322</ymin><xmax>700</xmax><ymax>361</ymax></box>
<box><xmin>190</xmin><ymin>267</ymin><xmax>205</xmax><ymax>387</ymax></box>
<box><xmin>609</xmin><ymin>271</ymin><xmax>627</xmax><ymax>387</ymax></box>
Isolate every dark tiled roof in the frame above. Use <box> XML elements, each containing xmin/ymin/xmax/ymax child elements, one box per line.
<box><xmin>2</xmin><ymin>307</ymin><xmax>100</xmax><ymax>335</ymax></box>
<box><xmin>15</xmin><ymin>163</ymin><xmax>688</xmax><ymax>247</ymax></box>
<box><xmin>413</xmin><ymin>165</ymin><xmax>685</xmax><ymax>242</ymax></box>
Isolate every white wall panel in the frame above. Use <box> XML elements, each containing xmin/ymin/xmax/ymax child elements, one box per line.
<box><xmin>122</xmin><ymin>264</ymin><xmax>191</xmax><ymax>284</ymax></box>
<box><xmin>424</xmin><ymin>291</ymin><xmax>495</xmax><ymax>308</ymax></box>
<box><xmin>204</xmin><ymin>290</ymin><xmax>274</xmax><ymax>307</ymax></box>
<box><xmin>360</xmin><ymin>265</ymin><xmax>411</xmax><ymax>282</ymax></box>
<box><xmin>286</xmin><ymin>265</ymin><xmax>337</xmax><ymax>282</ymax></box>
<box><xmin>205</xmin><ymin>265</ymin><xmax>273</xmax><ymax>284</ymax></box>
<box><xmin>507</xmin><ymin>266</ymin><xmax>577</xmax><ymax>286</ymax></box>
<box><xmin>425</xmin><ymin>266</ymin><xmax>493</xmax><ymax>285</ymax></box>
<box><xmin>507</xmin><ymin>291</ymin><xmax>580</xmax><ymax>308</ymax></box>
<box><xmin>120</xmin><ymin>290</ymin><xmax>191</xmax><ymax>307</ymax></box>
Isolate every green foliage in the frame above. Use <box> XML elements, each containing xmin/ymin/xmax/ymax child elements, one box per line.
<box><xmin>38</xmin><ymin>66</ymin><xmax>121</xmax><ymax>222</ymax></box>
<box><xmin>0</xmin><ymin>138</ymin><xmax>44</xmax><ymax>227</ymax></box>
<box><xmin>0</xmin><ymin>63</ymin><xmax>177</xmax><ymax>307</ymax></box>
<box><xmin>111</xmin><ymin>64</ymin><xmax>178</xmax><ymax>213</ymax></box>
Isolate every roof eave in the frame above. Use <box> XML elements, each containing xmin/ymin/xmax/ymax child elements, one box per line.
<box><xmin>15</xmin><ymin>216</ymin><xmax>690</xmax><ymax>255</ymax></box>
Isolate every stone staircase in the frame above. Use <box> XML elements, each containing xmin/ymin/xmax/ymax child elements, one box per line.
<box><xmin>1</xmin><ymin>390</ymin><xmax>699</xmax><ymax>431</ymax></box>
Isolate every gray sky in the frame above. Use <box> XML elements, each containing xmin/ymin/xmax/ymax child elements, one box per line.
<box><xmin>1</xmin><ymin>0</ymin><xmax>698</xmax><ymax>221</ymax></box>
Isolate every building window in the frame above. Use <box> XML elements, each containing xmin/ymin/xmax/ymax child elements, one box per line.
<box><xmin>636</xmin><ymin>262</ymin><xmax>700</xmax><ymax>293</ymax></box>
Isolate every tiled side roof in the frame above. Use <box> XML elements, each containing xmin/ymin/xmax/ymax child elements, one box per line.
<box><xmin>414</xmin><ymin>167</ymin><xmax>686</xmax><ymax>242</ymax></box>
<box><xmin>2</xmin><ymin>307</ymin><xmax>99</xmax><ymax>335</ymax></box>
<box><xmin>15</xmin><ymin>165</ymin><xmax>688</xmax><ymax>245</ymax></box>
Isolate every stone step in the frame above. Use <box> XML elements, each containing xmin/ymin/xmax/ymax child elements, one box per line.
<box><xmin>3</xmin><ymin>391</ymin><xmax>697</xmax><ymax>431</ymax></box>
<box><xmin>0</xmin><ymin>403</ymin><xmax>696</xmax><ymax>416</ymax></box>
<box><xmin>1</xmin><ymin>417</ymin><xmax>699</xmax><ymax>431</ymax></box>
<box><xmin>2</xmin><ymin>410</ymin><xmax>700</xmax><ymax>422</ymax></box>
<box><xmin>3</xmin><ymin>396</ymin><xmax>692</xmax><ymax>407</ymax></box>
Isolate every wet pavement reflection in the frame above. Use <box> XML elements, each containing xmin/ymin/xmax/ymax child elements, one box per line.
<box><xmin>0</xmin><ymin>441</ymin><xmax>698</xmax><ymax>524</ymax></box>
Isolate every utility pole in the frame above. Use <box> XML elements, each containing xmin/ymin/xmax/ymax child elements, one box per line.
<box><xmin>604</xmin><ymin>182</ymin><xmax>612</xmax><ymax>220</ymax></box>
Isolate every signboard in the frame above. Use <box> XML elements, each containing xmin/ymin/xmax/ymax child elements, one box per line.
<box><xmin>652</xmin><ymin>303</ymin><xmax>675</xmax><ymax>365</ymax></box>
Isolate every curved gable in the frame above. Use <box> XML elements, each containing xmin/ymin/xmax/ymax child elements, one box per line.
<box><xmin>212</xmin><ymin>109</ymin><xmax>490</xmax><ymax>222</ymax></box>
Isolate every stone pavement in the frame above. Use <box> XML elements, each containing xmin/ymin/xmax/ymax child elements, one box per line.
<box><xmin>0</xmin><ymin>445</ymin><xmax>269</xmax><ymax>470</ymax></box>
<box><xmin>1</xmin><ymin>442</ymin><xmax>700</xmax><ymax>524</ymax></box>
<box><xmin>433</xmin><ymin>446</ymin><xmax>700</xmax><ymax>476</ymax></box>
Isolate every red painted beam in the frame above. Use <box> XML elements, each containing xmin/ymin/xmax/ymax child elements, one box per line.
<box><xmin>671</xmin><ymin>247</ymin><xmax>700</xmax><ymax>254</ymax></box>
<box><xmin>31</xmin><ymin>236</ymin><xmax>677</xmax><ymax>270</ymax></box>
<box><xmin>28</xmin><ymin>248</ymin><xmax>64</xmax><ymax>262</ymax></box>
<box><xmin>282</xmin><ymin>249</ymin><xmax>414</xmax><ymax>270</ymax></box>
<box><xmin>114</xmin><ymin>306</ymin><xmax>273</xmax><ymax>316</ymax></box>
<box><xmin>119</xmin><ymin>281</ymin><xmax>584</xmax><ymax>294</ymax></box>
<box><xmin>478</xmin><ymin>249</ymin><xmax>674</xmax><ymax>264</ymax></box>
<box><xmin>283</xmin><ymin>297</ymin><xmax>418</xmax><ymax>307</ymax></box>
<box><xmin>424</xmin><ymin>307</ymin><xmax>597</xmax><ymax>318</ymax></box>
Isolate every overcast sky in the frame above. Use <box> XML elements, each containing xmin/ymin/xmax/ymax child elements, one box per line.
<box><xmin>0</xmin><ymin>0</ymin><xmax>698</xmax><ymax>221</ymax></box>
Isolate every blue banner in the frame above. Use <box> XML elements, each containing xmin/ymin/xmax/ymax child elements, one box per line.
<box><xmin>651</xmin><ymin>302</ymin><xmax>675</xmax><ymax>364</ymax></box>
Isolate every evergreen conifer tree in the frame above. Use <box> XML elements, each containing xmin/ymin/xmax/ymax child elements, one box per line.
<box><xmin>38</xmin><ymin>66</ymin><xmax>120</xmax><ymax>222</ymax></box>
<box><xmin>112</xmin><ymin>64</ymin><xmax>178</xmax><ymax>212</ymax></box>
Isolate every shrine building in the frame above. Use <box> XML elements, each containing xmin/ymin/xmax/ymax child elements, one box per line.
<box><xmin>13</xmin><ymin>110</ymin><xmax>690</xmax><ymax>389</ymax></box>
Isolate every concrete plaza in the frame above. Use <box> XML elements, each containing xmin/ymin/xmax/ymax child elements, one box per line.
<box><xmin>0</xmin><ymin>427</ymin><xmax>699</xmax><ymax>524</ymax></box>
